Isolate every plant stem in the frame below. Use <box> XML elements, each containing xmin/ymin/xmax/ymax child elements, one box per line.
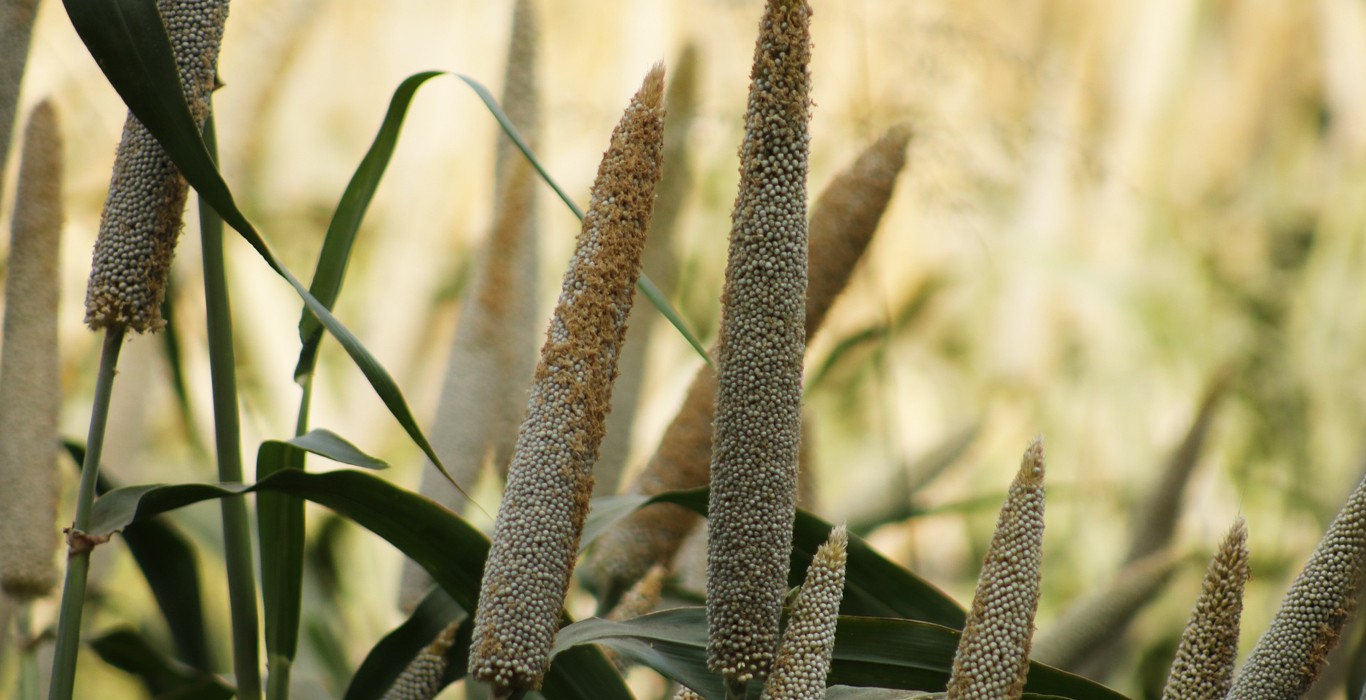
<box><xmin>48</xmin><ymin>325</ymin><xmax>125</xmax><ymax>700</ymax></box>
<box><xmin>200</xmin><ymin>116</ymin><xmax>263</xmax><ymax>700</ymax></box>
<box><xmin>17</xmin><ymin>604</ymin><xmax>38</xmax><ymax>700</ymax></box>
<box><xmin>725</xmin><ymin>677</ymin><xmax>749</xmax><ymax>700</ymax></box>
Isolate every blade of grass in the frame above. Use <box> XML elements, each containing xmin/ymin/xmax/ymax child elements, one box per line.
<box><xmin>61</xmin><ymin>0</ymin><xmax>466</xmax><ymax>499</ymax></box>
<box><xmin>257</xmin><ymin>441</ymin><xmax>304</xmax><ymax>700</ymax></box>
<box><xmin>455</xmin><ymin>73</ymin><xmax>712</xmax><ymax>369</ymax></box>
<box><xmin>89</xmin><ymin>628</ymin><xmax>234</xmax><ymax>700</ymax></box>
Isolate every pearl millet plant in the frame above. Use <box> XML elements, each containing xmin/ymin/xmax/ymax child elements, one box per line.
<box><xmin>404</xmin><ymin>0</ymin><xmax>542</xmax><ymax>612</ymax></box>
<box><xmin>944</xmin><ymin>437</ymin><xmax>1046</xmax><ymax>700</ymax></box>
<box><xmin>468</xmin><ymin>65</ymin><xmax>667</xmax><ymax>696</ymax></box>
<box><xmin>83</xmin><ymin>0</ymin><xmax>230</xmax><ymax>332</ymax></box>
<box><xmin>0</xmin><ymin>100</ymin><xmax>63</xmax><ymax>599</ymax></box>
<box><xmin>1226</xmin><ymin>475</ymin><xmax>1366</xmax><ymax>699</ymax></box>
<box><xmin>583</xmin><ymin>121</ymin><xmax>911</xmax><ymax>606</ymax></box>
<box><xmin>706</xmin><ymin>0</ymin><xmax>812</xmax><ymax>687</ymax></box>
<box><xmin>0</xmin><ymin>0</ymin><xmax>40</xmax><ymax>199</ymax></box>
<box><xmin>761</xmin><ymin>525</ymin><xmax>849</xmax><ymax>700</ymax></box>
<box><xmin>1160</xmin><ymin>518</ymin><xmax>1248</xmax><ymax>700</ymax></box>
<box><xmin>381</xmin><ymin>619</ymin><xmax>461</xmax><ymax>700</ymax></box>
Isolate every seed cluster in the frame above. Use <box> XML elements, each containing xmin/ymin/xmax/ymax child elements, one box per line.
<box><xmin>1227</xmin><ymin>475</ymin><xmax>1366</xmax><ymax>699</ymax></box>
<box><xmin>1161</xmin><ymin>519</ymin><xmax>1248</xmax><ymax>700</ymax></box>
<box><xmin>381</xmin><ymin>620</ymin><xmax>461</xmax><ymax>700</ymax></box>
<box><xmin>468</xmin><ymin>66</ymin><xmax>666</xmax><ymax>696</ymax></box>
<box><xmin>84</xmin><ymin>0</ymin><xmax>230</xmax><ymax>332</ymax></box>
<box><xmin>761</xmin><ymin>525</ymin><xmax>848</xmax><ymax>700</ymax></box>
<box><xmin>706</xmin><ymin>0</ymin><xmax>813</xmax><ymax>684</ymax></box>
<box><xmin>945</xmin><ymin>438</ymin><xmax>1046</xmax><ymax>700</ymax></box>
<box><xmin>0</xmin><ymin>101</ymin><xmax>63</xmax><ymax>599</ymax></box>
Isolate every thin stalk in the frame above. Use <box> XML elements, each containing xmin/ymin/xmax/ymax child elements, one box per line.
<box><xmin>48</xmin><ymin>324</ymin><xmax>125</xmax><ymax>700</ymax></box>
<box><xmin>200</xmin><ymin>116</ymin><xmax>263</xmax><ymax>700</ymax></box>
<box><xmin>726</xmin><ymin>678</ymin><xmax>748</xmax><ymax>700</ymax></box>
<box><xmin>17</xmin><ymin>604</ymin><xmax>38</xmax><ymax>700</ymax></box>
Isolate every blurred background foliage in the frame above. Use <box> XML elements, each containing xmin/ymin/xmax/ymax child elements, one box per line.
<box><xmin>3</xmin><ymin>0</ymin><xmax>1366</xmax><ymax>697</ymax></box>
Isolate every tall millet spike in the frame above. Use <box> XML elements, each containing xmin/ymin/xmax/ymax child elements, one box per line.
<box><xmin>1227</xmin><ymin>474</ymin><xmax>1366</xmax><ymax>699</ymax></box>
<box><xmin>0</xmin><ymin>101</ymin><xmax>63</xmax><ymax>599</ymax></box>
<box><xmin>761</xmin><ymin>525</ymin><xmax>849</xmax><ymax>700</ymax></box>
<box><xmin>402</xmin><ymin>0</ymin><xmax>543</xmax><ymax>611</ymax></box>
<box><xmin>468</xmin><ymin>66</ymin><xmax>667</xmax><ymax>696</ymax></box>
<box><xmin>945</xmin><ymin>437</ymin><xmax>1046</xmax><ymax>700</ymax></box>
<box><xmin>706</xmin><ymin>0</ymin><xmax>812</xmax><ymax>686</ymax></box>
<box><xmin>584</xmin><ymin>122</ymin><xmax>911</xmax><ymax>605</ymax></box>
<box><xmin>83</xmin><ymin>0</ymin><xmax>231</xmax><ymax>332</ymax></box>
<box><xmin>381</xmin><ymin>619</ymin><xmax>462</xmax><ymax>700</ymax></box>
<box><xmin>1160</xmin><ymin>518</ymin><xmax>1249</xmax><ymax>700</ymax></box>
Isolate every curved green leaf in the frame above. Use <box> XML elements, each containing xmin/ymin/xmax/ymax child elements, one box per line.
<box><xmin>455</xmin><ymin>73</ymin><xmax>712</xmax><ymax>369</ymax></box>
<box><xmin>89</xmin><ymin>628</ymin><xmax>234</xmax><ymax>700</ymax></box>
<box><xmin>295</xmin><ymin>71</ymin><xmax>442</xmax><ymax>382</ymax></box>
<box><xmin>61</xmin><ymin>0</ymin><xmax>464</xmax><ymax>497</ymax></box>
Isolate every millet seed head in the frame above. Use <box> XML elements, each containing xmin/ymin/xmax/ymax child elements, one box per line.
<box><xmin>706</xmin><ymin>0</ymin><xmax>812</xmax><ymax>685</ymax></box>
<box><xmin>761</xmin><ymin>525</ymin><xmax>848</xmax><ymax>700</ymax></box>
<box><xmin>0</xmin><ymin>100</ymin><xmax>64</xmax><ymax>600</ymax></box>
<box><xmin>1227</xmin><ymin>475</ymin><xmax>1366</xmax><ymax>699</ymax></box>
<box><xmin>84</xmin><ymin>0</ymin><xmax>230</xmax><ymax>332</ymax></box>
<box><xmin>1160</xmin><ymin>518</ymin><xmax>1248</xmax><ymax>700</ymax></box>
<box><xmin>467</xmin><ymin>65</ymin><xmax>666</xmax><ymax>696</ymax></box>
<box><xmin>944</xmin><ymin>437</ymin><xmax>1046</xmax><ymax>700</ymax></box>
<box><xmin>381</xmin><ymin>619</ymin><xmax>461</xmax><ymax>700</ymax></box>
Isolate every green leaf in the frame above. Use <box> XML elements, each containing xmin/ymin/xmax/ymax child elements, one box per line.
<box><xmin>455</xmin><ymin>73</ymin><xmax>712</xmax><ymax>369</ymax></box>
<box><xmin>257</xmin><ymin>442</ymin><xmax>307</xmax><ymax>689</ymax></box>
<box><xmin>554</xmin><ymin>609</ymin><xmax>1130</xmax><ymax>700</ymax></box>
<box><xmin>277</xmin><ymin>429</ymin><xmax>388</xmax><ymax>470</ymax></box>
<box><xmin>62</xmin><ymin>441</ymin><xmax>213</xmax><ymax>672</ymax></box>
<box><xmin>89</xmin><ymin>628</ymin><xmax>234</xmax><ymax>700</ymax></box>
<box><xmin>61</xmin><ymin>0</ymin><xmax>466</xmax><ymax>498</ymax></box>
<box><xmin>295</xmin><ymin>71</ymin><xmax>443</xmax><ymax>382</ymax></box>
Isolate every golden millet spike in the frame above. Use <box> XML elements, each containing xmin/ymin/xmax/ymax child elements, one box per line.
<box><xmin>805</xmin><ymin>123</ymin><xmax>911</xmax><ymax>339</ymax></box>
<box><xmin>468</xmin><ymin>65</ymin><xmax>667</xmax><ymax>696</ymax></box>
<box><xmin>0</xmin><ymin>100</ymin><xmax>64</xmax><ymax>600</ymax></box>
<box><xmin>1160</xmin><ymin>519</ymin><xmax>1248</xmax><ymax>700</ymax></box>
<box><xmin>83</xmin><ymin>0</ymin><xmax>230</xmax><ymax>332</ymax></box>
<box><xmin>945</xmin><ymin>437</ymin><xmax>1046</xmax><ymax>700</ymax></box>
<box><xmin>1227</xmin><ymin>475</ymin><xmax>1366</xmax><ymax>699</ymax></box>
<box><xmin>761</xmin><ymin>525</ymin><xmax>849</xmax><ymax>700</ymax></box>
<box><xmin>0</xmin><ymin>0</ymin><xmax>41</xmax><ymax>199</ymax></box>
<box><xmin>706</xmin><ymin>0</ymin><xmax>813</xmax><ymax>685</ymax></box>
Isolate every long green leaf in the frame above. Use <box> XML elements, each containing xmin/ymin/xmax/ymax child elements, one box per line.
<box><xmin>294</xmin><ymin>71</ymin><xmax>442</xmax><ymax>382</ymax></box>
<box><xmin>257</xmin><ymin>441</ymin><xmax>306</xmax><ymax>698</ymax></box>
<box><xmin>61</xmin><ymin>0</ymin><xmax>464</xmax><ymax>496</ymax></box>
<box><xmin>278</xmin><ymin>429</ymin><xmax>388</xmax><ymax>470</ymax></box>
<box><xmin>455</xmin><ymin>73</ymin><xmax>713</xmax><ymax>369</ymax></box>
<box><xmin>555</xmin><ymin>609</ymin><xmax>1130</xmax><ymax>700</ymax></box>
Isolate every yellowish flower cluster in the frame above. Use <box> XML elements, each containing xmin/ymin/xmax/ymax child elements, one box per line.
<box><xmin>1161</xmin><ymin>519</ymin><xmax>1248</xmax><ymax>700</ymax></box>
<box><xmin>761</xmin><ymin>526</ymin><xmax>849</xmax><ymax>700</ymax></box>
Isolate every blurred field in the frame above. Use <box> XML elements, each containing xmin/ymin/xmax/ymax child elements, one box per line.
<box><xmin>5</xmin><ymin>0</ymin><xmax>1366</xmax><ymax>697</ymax></box>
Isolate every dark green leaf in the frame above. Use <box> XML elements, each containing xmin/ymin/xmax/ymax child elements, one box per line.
<box><xmin>89</xmin><ymin>628</ymin><xmax>234</xmax><ymax>700</ymax></box>
<box><xmin>295</xmin><ymin>71</ymin><xmax>443</xmax><ymax>382</ymax></box>
<box><xmin>61</xmin><ymin>0</ymin><xmax>467</xmax><ymax>498</ymax></box>
<box><xmin>257</xmin><ymin>442</ymin><xmax>307</xmax><ymax>678</ymax></box>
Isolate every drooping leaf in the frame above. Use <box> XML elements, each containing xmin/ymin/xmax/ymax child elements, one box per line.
<box><xmin>278</xmin><ymin>429</ymin><xmax>388</xmax><ymax>470</ymax></box>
